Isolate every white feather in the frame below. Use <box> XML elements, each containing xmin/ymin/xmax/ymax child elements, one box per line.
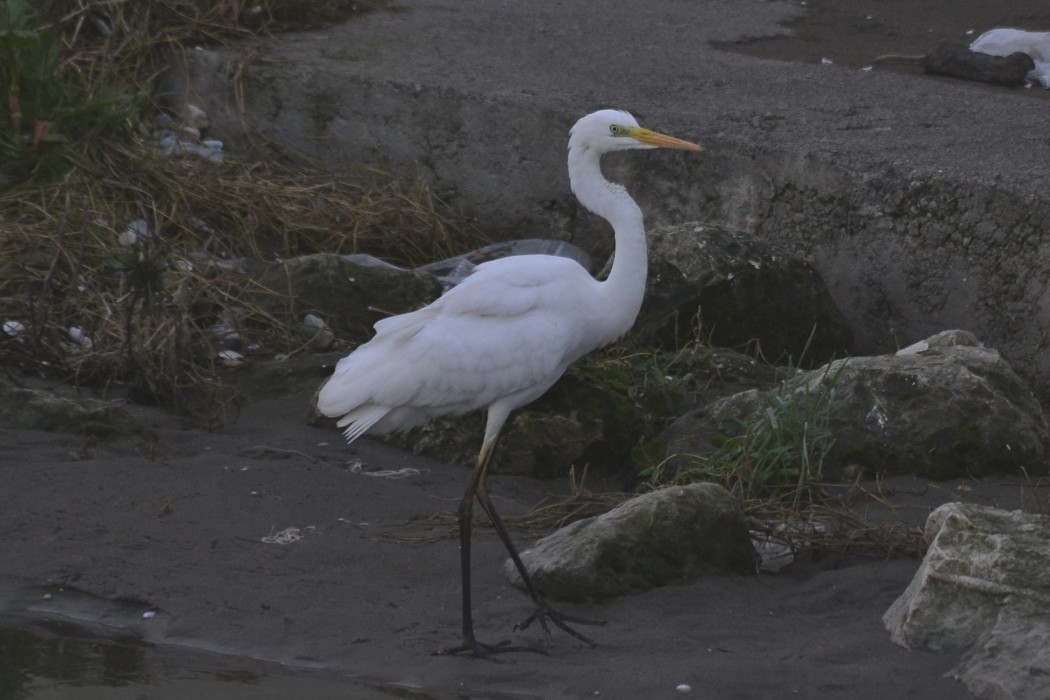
<box><xmin>316</xmin><ymin>110</ymin><xmax>700</xmax><ymax>444</ymax></box>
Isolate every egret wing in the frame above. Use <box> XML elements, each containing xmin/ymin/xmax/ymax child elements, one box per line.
<box><xmin>316</xmin><ymin>255</ymin><xmax>594</xmax><ymax>439</ymax></box>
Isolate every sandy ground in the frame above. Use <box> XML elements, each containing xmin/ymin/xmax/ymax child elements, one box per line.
<box><xmin>5</xmin><ymin>388</ymin><xmax>1039</xmax><ymax>700</ymax></box>
<box><xmin>4</xmin><ymin>375</ymin><xmax>1047</xmax><ymax>700</ymax></box>
<box><xmin>4</xmin><ymin>0</ymin><xmax>1050</xmax><ymax>698</ymax></box>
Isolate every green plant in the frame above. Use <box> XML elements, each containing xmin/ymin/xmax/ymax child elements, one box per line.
<box><xmin>0</xmin><ymin>0</ymin><xmax>140</xmax><ymax>186</ymax></box>
<box><xmin>716</xmin><ymin>361</ymin><xmax>842</xmax><ymax>505</ymax></box>
<box><xmin>646</xmin><ymin>351</ymin><xmax>845</xmax><ymax>508</ymax></box>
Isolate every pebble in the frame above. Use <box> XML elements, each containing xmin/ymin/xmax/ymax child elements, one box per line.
<box><xmin>118</xmin><ymin>218</ymin><xmax>150</xmax><ymax>247</ymax></box>
<box><xmin>184</xmin><ymin>104</ymin><xmax>209</xmax><ymax>130</ymax></box>
<box><xmin>69</xmin><ymin>326</ymin><xmax>93</xmax><ymax>350</ymax></box>
<box><xmin>302</xmin><ymin>314</ymin><xmax>335</xmax><ymax>348</ymax></box>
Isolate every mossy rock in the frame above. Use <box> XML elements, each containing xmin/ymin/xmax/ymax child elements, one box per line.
<box><xmin>506</xmin><ymin>482</ymin><xmax>758</xmax><ymax>601</ymax></box>
<box><xmin>390</xmin><ymin>373</ymin><xmax>649</xmax><ymax>479</ymax></box>
<box><xmin>651</xmin><ymin>333</ymin><xmax>1050</xmax><ymax>480</ymax></box>
<box><xmin>0</xmin><ymin>376</ymin><xmax>154</xmax><ymax>439</ymax></box>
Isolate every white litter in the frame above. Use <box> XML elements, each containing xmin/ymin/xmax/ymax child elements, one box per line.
<box><xmin>261</xmin><ymin>526</ymin><xmax>314</xmax><ymax>545</ymax></box>
<box><xmin>69</xmin><ymin>326</ymin><xmax>93</xmax><ymax>350</ymax></box>
<box><xmin>350</xmin><ymin>463</ymin><xmax>423</xmax><ymax>479</ymax></box>
<box><xmin>118</xmin><ymin>219</ymin><xmax>150</xmax><ymax>247</ymax></box>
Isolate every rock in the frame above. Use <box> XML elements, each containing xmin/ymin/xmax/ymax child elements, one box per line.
<box><xmin>154</xmin><ymin>46</ymin><xmax>244</xmax><ymax>150</ymax></box>
<box><xmin>924</xmin><ymin>42</ymin><xmax>1036</xmax><ymax>86</ymax></box>
<box><xmin>242</xmin><ymin>351</ymin><xmax>346</xmax><ymax>403</ymax></box>
<box><xmin>504</xmin><ymin>483</ymin><xmax>758</xmax><ymax>601</ymax></box>
<box><xmin>954</xmin><ymin>601</ymin><xmax>1050</xmax><ymax>700</ymax></box>
<box><xmin>883</xmin><ymin>502</ymin><xmax>1050</xmax><ymax>700</ymax></box>
<box><xmin>969</xmin><ymin>28</ymin><xmax>1050</xmax><ymax>88</ymax></box>
<box><xmin>653</xmin><ymin>331</ymin><xmax>1049</xmax><ymax>480</ymax></box>
<box><xmin>632</xmin><ymin>223</ymin><xmax>854</xmax><ymax>364</ymax></box>
<box><xmin>252</xmin><ymin>253</ymin><xmax>442</xmax><ymax>342</ymax></box>
<box><xmin>390</xmin><ymin>373</ymin><xmax>648</xmax><ymax>479</ymax></box>
<box><xmin>0</xmin><ymin>375</ymin><xmax>153</xmax><ymax>439</ymax></box>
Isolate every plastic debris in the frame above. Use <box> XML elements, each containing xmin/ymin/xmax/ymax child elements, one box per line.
<box><xmin>418</xmin><ymin>239</ymin><xmax>593</xmax><ymax>289</ymax></box>
<box><xmin>209</xmin><ymin>312</ymin><xmax>241</xmax><ymax>348</ymax></box>
<box><xmin>345</xmin><ymin>239</ymin><xmax>593</xmax><ymax>292</ymax></box>
<box><xmin>118</xmin><ymin>219</ymin><xmax>150</xmax><ymax>247</ymax></box>
<box><xmin>302</xmin><ymin>313</ymin><xmax>335</xmax><ymax>348</ymax></box>
<box><xmin>218</xmin><ymin>349</ymin><xmax>244</xmax><ymax>366</ymax></box>
<box><xmin>261</xmin><ymin>526</ymin><xmax>314</xmax><ymax>545</ymax></box>
<box><xmin>970</xmin><ymin>28</ymin><xmax>1050</xmax><ymax>88</ymax></box>
<box><xmin>751</xmin><ymin>521</ymin><xmax>827</xmax><ymax>572</ymax></box>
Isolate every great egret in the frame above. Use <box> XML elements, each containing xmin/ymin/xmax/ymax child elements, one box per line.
<box><xmin>316</xmin><ymin>109</ymin><xmax>702</xmax><ymax>656</ymax></box>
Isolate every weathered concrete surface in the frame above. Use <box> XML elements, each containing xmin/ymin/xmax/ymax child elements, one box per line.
<box><xmin>173</xmin><ymin>0</ymin><xmax>1050</xmax><ymax>401</ymax></box>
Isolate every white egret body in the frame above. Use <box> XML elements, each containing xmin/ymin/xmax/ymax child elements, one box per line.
<box><xmin>317</xmin><ymin>109</ymin><xmax>701</xmax><ymax>655</ymax></box>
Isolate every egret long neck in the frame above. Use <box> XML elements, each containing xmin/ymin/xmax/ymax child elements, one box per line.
<box><xmin>568</xmin><ymin>145</ymin><xmax>649</xmax><ymax>342</ymax></box>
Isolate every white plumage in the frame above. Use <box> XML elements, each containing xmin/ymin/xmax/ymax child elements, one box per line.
<box><xmin>316</xmin><ymin>109</ymin><xmax>701</xmax><ymax>656</ymax></box>
<box><xmin>318</xmin><ymin>254</ymin><xmax>591</xmax><ymax>440</ymax></box>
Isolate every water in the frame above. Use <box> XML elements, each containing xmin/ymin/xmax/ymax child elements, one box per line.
<box><xmin>0</xmin><ymin>625</ymin><xmax>430</xmax><ymax>700</ymax></box>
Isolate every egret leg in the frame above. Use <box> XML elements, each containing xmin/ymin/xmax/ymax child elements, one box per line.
<box><xmin>436</xmin><ymin>436</ymin><xmax>541</xmax><ymax>658</ymax></box>
<box><xmin>438</xmin><ymin>425</ymin><xmax>600</xmax><ymax>657</ymax></box>
<box><xmin>474</xmin><ymin>478</ymin><xmax>602</xmax><ymax>647</ymax></box>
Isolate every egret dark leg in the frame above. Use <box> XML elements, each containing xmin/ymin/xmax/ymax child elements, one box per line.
<box><xmin>474</xmin><ymin>479</ymin><xmax>601</xmax><ymax>646</ymax></box>
<box><xmin>437</xmin><ymin>437</ymin><xmax>539</xmax><ymax>658</ymax></box>
<box><xmin>437</xmin><ymin>415</ymin><xmax>600</xmax><ymax>657</ymax></box>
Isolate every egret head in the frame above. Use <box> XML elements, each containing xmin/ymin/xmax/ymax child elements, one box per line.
<box><xmin>569</xmin><ymin>109</ymin><xmax>703</xmax><ymax>156</ymax></box>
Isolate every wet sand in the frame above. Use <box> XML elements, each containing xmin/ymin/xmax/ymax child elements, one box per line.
<box><xmin>3</xmin><ymin>386</ymin><xmax>1044</xmax><ymax>698</ymax></box>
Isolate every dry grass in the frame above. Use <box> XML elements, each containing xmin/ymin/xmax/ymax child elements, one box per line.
<box><xmin>373</xmin><ymin>459</ymin><xmax>925</xmax><ymax>563</ymax></box>
<box><xmin>375</xmin><ymin>474</ymin><xmax>924</xmax><ymax>564</ymax></box>
<box><xmin>0</xmin><ymin>0</ymin><xmax>487</xmax><ymax>418</ymax></box>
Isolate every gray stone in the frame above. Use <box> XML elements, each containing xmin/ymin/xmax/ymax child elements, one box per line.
<box><xmin>632</xmin><ymin>222</ymin><xmax>854</xmax><ymax>364</ymax></box>
<box><xmin>252</xmin><ymin>253</ymin><xmax>442</xmax><ymax>342</ymax></box>
<box><xmin>884</xmin><ymin>502</ymin><xmax>1050</xmax><ymax>700</ymax></box>
<box><xmin>391</xmin><ymin>373</ymin><xmax>647</xmax><ymax>479</ymax></box>
<box><xmin>0</xmin><ymin>376</ymin><xmax>153</xmax><ymax>439</ymax></box>
<box><xmin>654</xmin><ymin>332</ymin><xmax>1049</xmax><ymax>480</ymax></box>
<box><xmin>505</xmin><ymin>483</ymin><xmax>758</xmax><ymax>602</ymax></box>
<box><xmin>954</xmin><ymin>601</ymin><xmax>1050</xmax><ymax>700</ymax></box>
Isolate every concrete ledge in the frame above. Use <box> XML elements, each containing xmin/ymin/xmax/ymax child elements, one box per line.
<box><xmin>166</xmin><ymin>0</ymin><xmax>1050</xmax><ymax>400</ymax></box>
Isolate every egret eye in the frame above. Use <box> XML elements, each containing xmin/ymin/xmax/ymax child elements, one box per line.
<box><xmin>610</xmin><ymin>125</ymin><xmax>622</xmax><ymax>136</ymax></box>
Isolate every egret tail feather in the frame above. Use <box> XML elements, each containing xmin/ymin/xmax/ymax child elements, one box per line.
<box><xmin>336</xmin><ymin>405</ymin><xmax>390</xmax><ymax>443</ymax></box>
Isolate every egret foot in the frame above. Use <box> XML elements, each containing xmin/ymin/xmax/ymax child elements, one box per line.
<box><xmin>435</xmin><ymin>637</ymin><xmax>547</xmax><ymax>659</ymax></box>
<box><xmin>516</xmin><ymin>602</ymin><xmax>605</xmax><ymax>647</ymax></box>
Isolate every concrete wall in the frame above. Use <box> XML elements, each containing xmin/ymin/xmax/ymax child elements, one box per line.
<box><xmin>164</xmin><ymin>47</ymin><xmax>1050</xmax><ymax>403</ymax></box>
